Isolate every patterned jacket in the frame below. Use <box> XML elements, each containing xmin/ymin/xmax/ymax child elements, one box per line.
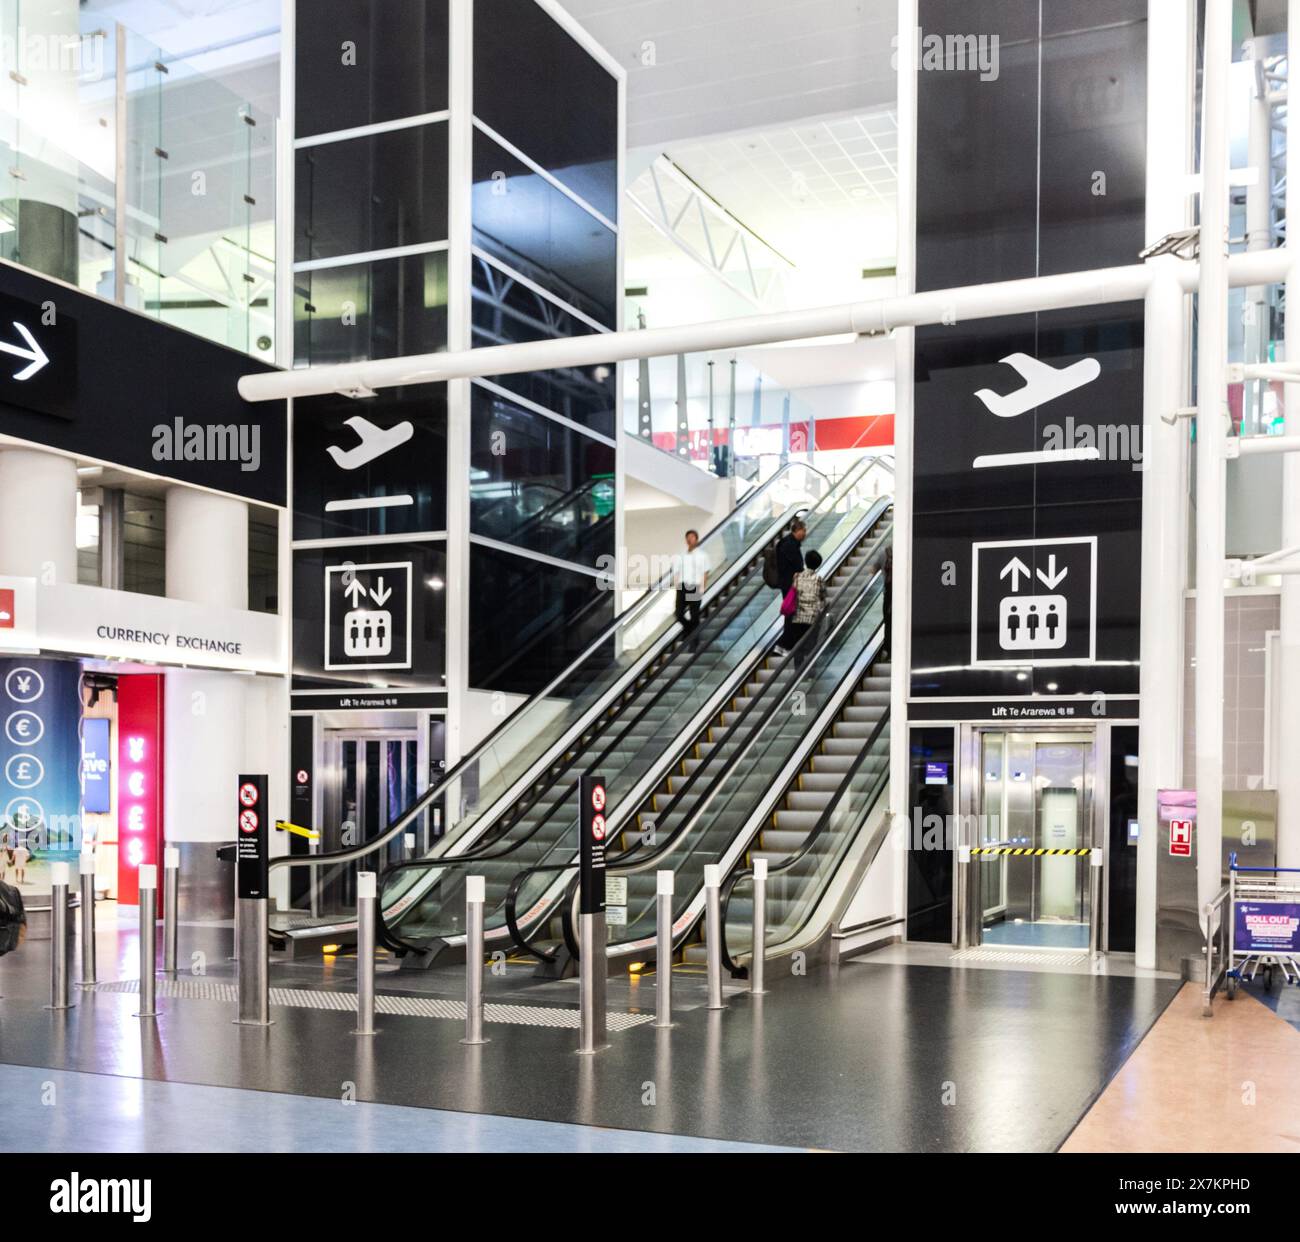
<box><xmin>791</xmin><ymin>569</ymin><xmax>828</xmax><ymax>625</ymax></box>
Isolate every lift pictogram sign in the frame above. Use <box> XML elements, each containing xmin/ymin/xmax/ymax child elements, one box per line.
<box><xmin>971</xmin><ymin>537</ymin><xmax>1097</xmax><ymax>667</ymax></box>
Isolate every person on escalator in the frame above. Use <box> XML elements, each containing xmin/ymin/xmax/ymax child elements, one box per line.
<box><xmin>772</xmin><ymin>518</ymin><xmax>807</xmax><ymax>653</ymax></box>
<box><xmin>785</xmin><ymin>550</ymin><xmax>828</xmax><ymax>665</ymax></box>
<box><xmin>674</xmin><ymin>528</ymin><xmax>709</xmax><ymax>645</ymax></box>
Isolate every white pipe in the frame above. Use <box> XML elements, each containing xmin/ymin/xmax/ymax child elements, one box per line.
<box><xmin>241</xmin><ymin>249</ymin><xmax>1295</xmax><ymax>403</ymax></box>
<box><xmin>890</xmin><ymin>0</ymin><xmax>918</xmax><ymax>934</ymax></box>
<box><xmin>1232</xmin><ymin>434</ymin><xmax>1300</xmax><ymax>455</ymax></box>
<box><xmin>1136</xmin><ymin>0</ymin><xmax>1193</xmax><ymax>973</ymax></box>
<box><xmin>1281</xmin><ymin>1</ymin><xmax>1300</xmax><ymax>870</ymax></box>
<box><xmin>1194</xmin><ymin>0</ymin><xmax>1232</xmax><ymax>914</ymax></box>
<box><xmin>1245</xmin><ymin>44</ymin><xmax>1273</xmax><ymax>437</ymax></box>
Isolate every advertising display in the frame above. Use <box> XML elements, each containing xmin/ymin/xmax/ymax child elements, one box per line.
<box><xmin>116</xmin><ymin>674</ymin><xmax>164</xmax><ymax>908</ymax></box>
<box><xmin>81</xmin><ymin>717</ymin><xmax>112</xmax><ymax>815</ymax></box>
<box><xmin>1233</xmin><ymin>902</ymin><xmax>1300</xmax><ymax>955</ymax></box>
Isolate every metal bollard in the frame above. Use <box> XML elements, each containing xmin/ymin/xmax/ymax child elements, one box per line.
<box><xmin>78</xmin><ymin>849</ymin><xmax>96</xmax><ymax>988</ymax></box>
<box><xmin>704</xmin><ymin>864</ymin><xmax>725</xmax><ymax>1010</ymax></box>
<box><xmin>461</xmin><ymin>875</ymin><xmax>488</xmax><ymax>1045</ymax></box>
<box><xmin>403</xmin><ymin>832</ymin><xmax>416</xmax><ymax>861</ymax></box>
<box><xmin>654</xmin><ymin>870</ymin><xmax>674</xmax><ymax>1028</ymax></box>
<box><xmin>353</xmin><ymin>871</ymin><xmax>377</xmax><ymax>1036</ymax></box>
<box><xmin>162</xmin><ymin>847</ymin><xmax>179</xmax><ymax>974</ymax></box>
<box><xmin>136</xmin><ymin>865</ymin><xmax>158</xmax><ymax>1018</ymax></box>
<box><xmin>1089</xmin><ymin>850</ymin><xmax>1105</xmax><ymax>960</ymax></box>
<box><xmin>750</xmin><ymin>858</ymin><xmax>768</xmax><ymax>996</ymax></box>
<box><xmin>956</xmin><ymin>844</ymin><xmax>972</xmax><ymax>951</ymax></box>
<box><xmin>46</xmin><ymin>862</ymin><xmax>74</xmax><ymax>1011</ymax></box>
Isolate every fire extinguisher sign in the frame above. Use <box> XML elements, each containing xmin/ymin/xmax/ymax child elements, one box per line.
<box><xmin>578</xmin><ymin>773</ymin><xmax>608</xmax><ymax>915</ymax></box>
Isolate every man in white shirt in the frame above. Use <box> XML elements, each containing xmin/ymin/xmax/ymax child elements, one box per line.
<box><xmin>675</xmin><ymin>529</ymin><xmax>709</xmax><ymax>643</ymax></box>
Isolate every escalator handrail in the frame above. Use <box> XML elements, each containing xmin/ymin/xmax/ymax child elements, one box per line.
<box><xmin>483</xmin><ymin>512</ymin><xmax>888</xmax><ymax>963</ymax></box>
<box><xmin>374</xmin><ymin>541</ymin><xmax>803</xmax><ymax>955</ymax></box>
<box><xmin>504</xmin><ymin>515</ymin><xmax>892</xmax><ymax>958</ymax></box>
<box><xmin>718</xmin><ymin>707</ymin><xmax>890</xmax><ymax>975</ymax></box>
<box><xmin>269</xmin><ymin>460</ymin><xmax>829</xmax><ymax>879</ymax></box>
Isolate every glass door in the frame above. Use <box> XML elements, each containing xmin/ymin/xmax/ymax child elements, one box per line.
<box><xmin>973</xmin><ymin>730</ymin><xmax>1095</xmax><ymax>950</ymax></box>
<box><xmin>316</xmin><ymin>729</ymin><xmax>420</xmax><ymax>915</ymax></box>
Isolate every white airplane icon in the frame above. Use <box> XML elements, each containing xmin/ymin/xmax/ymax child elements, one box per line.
<box><xmin>974</xmin><ymin>353</ymin><xmax>1101</xmax><ymax>419</ymax></box>
<box><xmin>326</xmin><ymin>416</ymin><xmax>415</xmax><ymax>471</ymax></box>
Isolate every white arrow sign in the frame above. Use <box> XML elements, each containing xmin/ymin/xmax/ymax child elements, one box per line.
<box><xmin>0</xmin><ymin>321</ymin><xmax>49</xmax><ymax>382</ymax></box>
<box><xmin>343</xmin><ymin>578</ymin><xmax>366</xmax><ymax>607</ymax></box>
<box><xmin>369</xmin><ymin>577</ymin><xmax>392</xmax><ymax>607</ymax></box>
<box><xmin>999</xmin><ymin>557</ymin><xmax>1032</xmax><ymax>592</ymax></box>
<box><xmin>1036</xmin><ymin>555</ymin><xmax>1069</xmax><ymax>590</ymax></box>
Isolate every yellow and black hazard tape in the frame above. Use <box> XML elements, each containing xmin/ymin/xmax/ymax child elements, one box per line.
<box><xmin>971</xmin><ymin>846</ymin><xmax>1092</xmax><ymax>857</ymax></box>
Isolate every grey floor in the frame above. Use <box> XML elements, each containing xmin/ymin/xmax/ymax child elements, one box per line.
<box><xmin>0</xmin><ymin>910</ymin><xmax>1182</xmax><ymax>1153</ymax></box>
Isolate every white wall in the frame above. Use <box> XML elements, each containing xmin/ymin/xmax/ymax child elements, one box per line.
<box><xmin>163</xmin><ymin>670</ymin><xmax>289</xmax><ymax>845</ymax></box>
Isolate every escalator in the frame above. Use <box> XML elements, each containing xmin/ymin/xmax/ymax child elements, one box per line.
<box><xmin>270</xmin><ymin>460</ymin><xmax>829</xmax><ymax>954</ymax></box>
<box><xmin>514</xmin><ymin>518</ymin><xmax>893</xmax><ymax>977</ymax></box>
<box><xmin>375</xmin><ymin>462</ymin><xmax>890</xmax><ymax>962</ymax></box>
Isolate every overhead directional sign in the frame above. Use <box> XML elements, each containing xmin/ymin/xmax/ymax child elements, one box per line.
<box><xmin>0</xmin><ymin>290</ymin><xmax>76</xmax><ymax>421</ymax></box>
<box><xmin>971</xmin><ymin>537</ymin><xmax>1097</xmax><ymax>667</ymax></box>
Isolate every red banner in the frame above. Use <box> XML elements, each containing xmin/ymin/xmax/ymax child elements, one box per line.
<box><xmin>116</xmin><ymin>674</ymin><xmax>164</xmax><ymax>909</ymax></box>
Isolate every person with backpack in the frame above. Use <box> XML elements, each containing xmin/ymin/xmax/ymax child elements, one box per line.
<box><xmin>766</xmin><ymin>518</ymin><xmax>807</xmax><ymax>653</ymax></box>
<box><xmin>784</xmin><ymin>549</ymin><xmax>829</xmax><ymax>662</ymax></box>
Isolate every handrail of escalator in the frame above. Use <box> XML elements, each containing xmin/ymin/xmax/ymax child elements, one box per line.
<box><xmin>268</xmin><ymin>460</ymin><xmax>827</xmax><ymax>882</ymax></box>
<box><xmin>718</xmin><ymin>708</ymin><xmax>889</xmax><ymax>976</ymax></box>
<box><xmin>374</xmin><ymin>547</ymin><xmax>798</xmax><ymax>955</ymax></box>
<box><xmin>495</xmin><ymin>520</ymin><xmax>887</xmax><ymax>964</ymax></box>
<box><xmin>503</xmin><ymin>514</ymin><xmax>893</xmax><ymax>960</ymax></box>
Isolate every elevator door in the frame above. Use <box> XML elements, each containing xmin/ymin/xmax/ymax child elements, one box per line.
<box><xmin>317</xmin><ymin>730</ymin><xmax>421</xmax><ymax>915</ymax></box>
<box><xmin>975</xmin><ymin>731</ymin><xmax>1095</xmax><ymax>950</ymax></box>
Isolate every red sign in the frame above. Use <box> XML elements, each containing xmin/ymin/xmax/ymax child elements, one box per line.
<box><xmin>239</xmin><ymin>782</ymin><xmax>260</xmax><ymax>807</ymax></box>
<box><xmin>591</xmin><ymin>784</ymin><xmax>605</xmax><ymax>812</ymax></box>
<box><xmin>591</xmin><ymin>813</ymin><xmax>606</xmax><ymax>841</ymax></box>
<box><xmin>0</xmin><ymin>588</ymin><xmax>13</xmax><ymax>629</ymax></box>
<box><xmin>1170</xmin><ymin>819</ymin><xmax>1192</xmax><ymax>857</ymax></box>
<box><xmin>117</xmin><ymin>674</ymin><xmax>165</xmax><ymax>909</ymax></box>
<box><xmin>239</xmin><ymin>808</ymin><xmax>260</xmax><ymax>834</ymax></box>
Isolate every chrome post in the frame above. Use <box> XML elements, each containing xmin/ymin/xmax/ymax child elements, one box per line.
<box><xmin>403</xmin><ymin>832</ymin><xmax>416</xmax><ymax>861</ymax></box>
<box><xmin>654</xmin><ymin>869</ymin><xmax>674</xmax><ymax>1028</ymax></box>
<box><xmin>957</xmin><ymin>844</ymin><xmax>972</xmax><ymax>952</ymax></box>
<box><xmin>234</xmin><ymin>896</ymin><xmax>271</xmax><ymax>1025</ymax></box>
<box><xmin>750</xmin><ymin>858</ymin><xmax>768</xmax><ymax>996</ymax></box>
<box><xmin>577</xmin><ymin>909</ymin><xmax>608</xmax><ymax>1054</ymax></box>
<box><xmin>353</xmin><ymin>871</ymin><xmax>377</xmax><ymax>1036</ymax></box>
<box><xmin>46</xmin><ymin>863</ymin><xmax>74</xmax><ymax>1011</ymax></box>
<box><xmin>462</xmin><ymin>875</ymin><xmax>487</xmax><ymax>1045</ymax></box>
<box><xmin>704</xmin><ymin>864</ymin><xmax>725</xmax><ymax>1010</ymax></box>
<box><xmin>136</xmin><ymin>865</ymin><xmax>158</xmax><ymax>1018</ymax></box>
<box><xmin>162</xmin><ymin>847</ymin><xmax>179</xmax><ymax>974</ymax></box>
<box><xmin>1089</xmin><ymin>850</ymin><xmax>1105</xmax><ymax>960</ymax></box>
<box><xmin>78</xmin><ymin>849</ymin><xmax>96</xmax><ymax>988</ymax></box>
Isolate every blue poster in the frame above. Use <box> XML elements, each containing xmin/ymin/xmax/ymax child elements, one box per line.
<box><xmin>82</xmin><ymin>717</ymin><xmax>111</xmax><ymax>814</ymax></box>
<box><xmin>0</xmin><ymin>657</ymin><xmax>84</xmax><ymax>853</ymax></box>
<box><xmin>1234</xmin><ymin>901</ymin><xmax>1300</xmax><ymax>954</ymax></box>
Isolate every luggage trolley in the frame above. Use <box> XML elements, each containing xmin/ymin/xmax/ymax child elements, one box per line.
<box><xmin>1225</xmin><ymin>853</ymin><xmax>1300</xmax><ymax>999</ymax></box>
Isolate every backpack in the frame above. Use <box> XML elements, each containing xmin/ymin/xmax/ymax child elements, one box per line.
<box><xmin>0</xmin><ymin>880</ymin><xmax>26</xmax><ymax>956</ymax></box>
<box><xmin>761</xmin><ymin>543</ymin><xmax>781</xmax><ymax>589</ymax></box>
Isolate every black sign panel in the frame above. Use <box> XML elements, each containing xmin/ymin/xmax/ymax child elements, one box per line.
<box><xmin>0</xmin><ymin>289</ymin><xmax>77</xmax><ymax>420</ymax></box>
<box><xmin>0</xmin><ymin>262</ymin><xmax>286</xmax><ymax>506</ymax></box>
<box><xmin>907</xmin><ymin>697</ymin><xmax>1139</xmax><ymax>723</ymax></box>
<box><xmin>911</xmin><ymin>0</ymin><xmax>1147</xmax><ymax>705</ymax></box>
<box><xmin>578</xmin><ymin>773</ymin><xmax>607</xmax><ymax>915</ymax></box>
<box><xmin>236</xmin><ymin>773</ymin><xmax>269</xmax><ymax>899</ymax></box>
<box><xmin>324</xmin><ymin>559</ymin><xmax>413</xmax><ymax>672</ymax></box>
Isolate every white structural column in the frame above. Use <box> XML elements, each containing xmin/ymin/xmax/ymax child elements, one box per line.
<box><xmin>1280</xmin><ymin>2</ymin><xmax>1300</xmax><ymax>869</ymax></box>
<box><xmin>890</xmin><ymin>0</ymin><xmax>919</xmax><ymax>918</ymax></box>
<box><xmin>1194</xmin><ymin>0</ymin><xmax>1232</xmax><ymax>911</ymax></box>
<box><xmin>1135</xmin><ymin>0</ymin><xmax>1193</xmax><ymax>969</ymax></box>
<box><xmin>443</xmin><ymin>0</ymin><xmax>474</xmax><ymax>769</ymax></box>
<box><xmin>0</xmin><ymin>448</ymin><xmax>78</xmax><ymax>583</ymax></box>
<box><xmin>165</xmin><ymin>487</ymin><xmax>249</xmax><ymax>610</ymax></box>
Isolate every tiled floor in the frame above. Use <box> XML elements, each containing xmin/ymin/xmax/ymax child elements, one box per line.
<box><xmin>0</xmin><ymin>917</ymin><xmax>1181</xmax><ymax>1153</ymax></box>
<box><xmin>1061</xmin><ymin>982</ymin><xmax>1300</xmax><ymax>1153</ymax></box>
